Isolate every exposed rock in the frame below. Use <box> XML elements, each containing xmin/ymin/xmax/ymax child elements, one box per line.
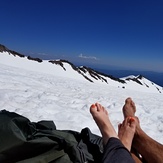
<box><xmin>0</xmin><ymin>44</ymin><xmax>24</xmax><ymax>58</ymax></box>
<box><xmin>27</xmin><ymin>56</ymin><xmax>42</xmax><ymax>63</ymax></box>
<box><xmin>126</xmin><ymin>77</ymin><xmax>143</xmax><ymax>85</ymax></box>
<box><xmin>49</xmin><ymin>60</ymin><xmax>66</xmax><ymax>71</ymax></box>
<box><xmin>80</xmin><ymin>66</ymin><xmax>126</xmax><ymax>84</ymax></box>
<box><xmin>79</xmin><ymin>66</ymin><xmax>108</xmax><ymax>83</ymax></box>
<box><xmin>0</xmin><ymin>44</ymin><xmax>9</xmax><ymax>52</ymax></box>
<box><xmin>9</xmin><ymin>50</ymin><xmax>25</xmax><ymax>58</ymax></box>
<box><xmin>137</xmin><ymin>75</ymin><xmax>144</xmax><ymax>79</ymax></box>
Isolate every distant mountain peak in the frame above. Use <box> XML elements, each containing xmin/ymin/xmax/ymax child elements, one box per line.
<box><xmin>137</xmin><ymin>75</ymin><xmax>144</xmax><ymax>79</ymax></box>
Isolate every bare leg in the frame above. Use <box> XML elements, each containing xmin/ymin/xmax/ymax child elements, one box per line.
<box><xmin>118</xmin><ymin>117</ymin><xmax>136</xmax><ymax>151</ymax></box>
<box><xmin>123</xmin><ymin>97</ymin><xmax>163</xmax><ymax>163</ymax></box>
<box><xmin>90</xmin><ymin>103</ymin><xmax>135</xmax><ymax>163</ymax></box>
<box><xmin>90</xmin><ymin>103</ymin><xmax>118</xmax><ymax>145</ymax></box>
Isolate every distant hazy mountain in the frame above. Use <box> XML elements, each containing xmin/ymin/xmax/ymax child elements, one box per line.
<box><xmin>0</xmin><ymin>44</ymin><xmax>162</xmax><ymax>94</ymax></box>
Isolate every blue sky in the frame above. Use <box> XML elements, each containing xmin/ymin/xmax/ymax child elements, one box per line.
<box><xmin>1</xmin><ymin>0</ymin><xmax>163</xmax><ymax>72</ymax></box>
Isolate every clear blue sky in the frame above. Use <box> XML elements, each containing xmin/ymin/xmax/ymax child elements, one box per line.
<box><xmin>1</xmin><ymin>0</ymin><xmax>163</xmax><ymax>72</ymax></box>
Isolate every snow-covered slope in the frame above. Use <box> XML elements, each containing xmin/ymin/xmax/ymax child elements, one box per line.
<box><xmin>0</xmin><ymin>44</ymin><xmax>163</xmax><ymax>144</ymax></box>
<box><xmin>0</xmin><ymin>44</ymin><xmax>162</xmax><ymax>94</ymax></box>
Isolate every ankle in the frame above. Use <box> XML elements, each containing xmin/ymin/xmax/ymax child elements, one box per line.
<box><xmin>133</xmin><ymin>128</ymin><xmax>144</xmax><ymax>148</ymax></box>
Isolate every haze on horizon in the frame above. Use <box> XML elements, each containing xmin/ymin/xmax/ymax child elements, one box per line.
<box><xmin>1</xmin><ymin>0</ymin><xmax>163</xmax><ymax>72</ymax></box>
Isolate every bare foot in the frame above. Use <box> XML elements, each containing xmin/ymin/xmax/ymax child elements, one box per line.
<box><xmin>90</xmin><ymin>103</ymin><xmax>118</xmax><ymax>145</ymax></box>
<box><xmin>118</xmin><ymin>117</ymin><xmax>136</xmax><ymax>151</ymax></box>
<box><xmin>123</xmin><ymin>97</ymin><xmax>141</xmax><ymax>132</ymax></box>
<box><xmin>123</xmin><ymin>98</ymin><xmax>143</xmax><ymax>163</ymax></box>
<box><xmin>123</xmin><ymin>97</ymin><xmax>136</xmax><ymax>119</ymax></box>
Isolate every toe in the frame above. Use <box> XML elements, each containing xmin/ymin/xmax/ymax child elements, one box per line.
<box><xmin>125</xmin><ymin>97</ymin><xmax>132</xmax><ymax>104</ymax></box>
<box><xmin>90</xmin><ymin>104</ymin><xmax>97</xmax><ymax>114</ymax></box>
<box><xmin>95</xmin><ymin>103</ymin><xmax>104</xmax><ymax>112</ymax></box>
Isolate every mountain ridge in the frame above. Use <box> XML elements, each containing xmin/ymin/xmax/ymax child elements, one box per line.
<box><xmin>0</xmin><ymin>44</ymin><xmax>162</xmax><ymax>94</ymax></box>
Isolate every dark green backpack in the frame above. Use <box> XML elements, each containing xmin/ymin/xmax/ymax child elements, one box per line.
<box><xmin>0</xmin><ymin>110</ymin><xmax>103</xmax><ymax>163</ymax></box>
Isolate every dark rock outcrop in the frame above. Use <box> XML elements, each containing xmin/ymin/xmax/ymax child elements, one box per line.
<box><xmin>49</xmin><ymin>60</ymin><xmax>66</xmax><ymax>71</ymax></box>
<box><xmin>126</xmin><ymin>76</ymin><xmax>143</xmax><ymax>85</ymax></box>
<box><xmin>0</xmin><ymin>44</ymin><xmax>24</xmax><ymax>58</ymax></box>
<box><xmin>27</xmin><ymin>56</ymin><xmax>42</xmax><ymax>63</ymax></box>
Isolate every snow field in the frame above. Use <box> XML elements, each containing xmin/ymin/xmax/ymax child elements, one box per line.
<box><xmin>0</xmin><ymin>63</ymin><xmax>163</xmax><ymax>144</ymax></box>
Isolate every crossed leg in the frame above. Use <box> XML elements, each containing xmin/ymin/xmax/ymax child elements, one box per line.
<box><xmin>122</xmin><ymin>97</ymin><xmax>163</xmax><ymax>163</ymax></box>
<box><xmin>90</xmin><ymin>103</ymin><xmax>135</xmax><ymax>163</ymax></box>
<box><xmin>118</xmin><ymin>117</ymin><xmax>136</xmax><ymax>151</ymax></box>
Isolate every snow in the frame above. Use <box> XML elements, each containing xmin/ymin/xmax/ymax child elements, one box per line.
<box><xmin>0</xmin><ymin>52</ymin><xmax>163</xmax><ymax>145</ymax></box>
<box><xmin>0</xmin><ymin>52</ymin><xmax>84</xmax><ymax>80</ymax></box>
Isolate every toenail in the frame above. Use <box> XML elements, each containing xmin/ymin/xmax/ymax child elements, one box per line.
<box><xmin>91</xmin><ymin>104</ymin><xmax>96</xmax><ymax>108</ymax></box>
<box><xmin>130</xmin><ymin>117</ymin><xmax>135</xmax><ymax>122</ymax></box>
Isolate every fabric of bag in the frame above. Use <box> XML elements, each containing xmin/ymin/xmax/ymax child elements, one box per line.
<box><xmin>0</xmin><ymin>110</ymin><xmax>103</xmax><ymax>163</ymax></box>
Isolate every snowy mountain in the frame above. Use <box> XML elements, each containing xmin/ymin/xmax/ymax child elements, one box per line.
<box><xmin>0</xmin><ymin>44</ymin><xmax>162</xmax><ymax>94</ymax></box>
<box><xmin>0</xmin><ymin>44</ymin><xmax>163</xmax><ymax>145</ymax></box>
